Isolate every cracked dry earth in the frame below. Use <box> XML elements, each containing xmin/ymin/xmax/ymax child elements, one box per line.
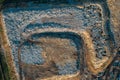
<box><xmin>0</xmin><ymin>1</ymin><xmax>119</xmax><ymax>80</ymax></box>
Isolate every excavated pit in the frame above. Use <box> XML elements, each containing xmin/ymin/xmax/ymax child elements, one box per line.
<box><xmin>20</xmin><ymin>32</ymin><xmax>83</xmax><ymax>80</ymax></box>
<box><xmin>0</xmin><ymin>2</ymin><xmax>117</xmax><ymax>80</ymax></box>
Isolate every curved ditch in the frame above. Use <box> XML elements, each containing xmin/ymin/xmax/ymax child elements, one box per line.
<box><xmin>18</xmin><ymin>31</ymin><xmax>86</xmax><ymax>80</ymax></box>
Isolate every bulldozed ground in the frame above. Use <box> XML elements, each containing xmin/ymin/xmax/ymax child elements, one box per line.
<box><xmin>0</xmin><ymin>0</ymin><xmax>120</xmax><ymax>80</ymax></box>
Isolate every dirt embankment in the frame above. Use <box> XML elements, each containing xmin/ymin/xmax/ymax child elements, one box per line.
<box><xmin>107</xmin><ymin>0</ymin><xmax>120</xmax><ymax>50</ymax></box>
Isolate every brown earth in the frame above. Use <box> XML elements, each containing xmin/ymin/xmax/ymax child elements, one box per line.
<box><xmin>107</xmin><ymin>0</ymin><xmax>120</xmax><ymax>49</ymax></box>
<box><xmin>0</xmin><ymin>0</ymin><xmax>120</xmax><ymax>80</ymax></box>
<box><xmin>22</xmin><ymin>37</ymin><xmax>78</xmax><ymax>80</ymax></box>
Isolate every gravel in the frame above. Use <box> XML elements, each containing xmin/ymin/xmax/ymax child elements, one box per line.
<box><xmin>2</xmin><ymin>4</ymin><xmax>107</xmax><ymax>74</ymax></box>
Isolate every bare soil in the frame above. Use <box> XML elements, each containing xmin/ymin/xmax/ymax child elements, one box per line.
<box><xmin>22</xmin><ymin>37</ymin><xmax>78</xmax><ymax>80</ymax></box>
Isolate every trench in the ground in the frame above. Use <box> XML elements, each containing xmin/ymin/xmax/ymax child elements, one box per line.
<box><xmin>20</xmin><ymin>32</ymin><xmax>85</xmax><ymax>80</ymax></box>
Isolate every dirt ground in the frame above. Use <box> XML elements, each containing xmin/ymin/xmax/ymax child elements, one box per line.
<box><xmin>0</xmin><ymin>0</ymin><xmax>120</xmax><ymax>80</ymax></box>
<box><xmin>22</xmin><ymin>37</ymin><xmax>78</xmax><ymax>80</ymax></box>
<box><xmin>108</xmin><ymin>0</ymin><xmax>120</xmax><ymax>49</ymax></box>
